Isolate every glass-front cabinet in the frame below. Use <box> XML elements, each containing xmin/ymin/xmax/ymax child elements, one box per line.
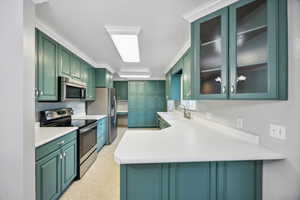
<box><xmin>191</xmin><ymin>0</ymin><xmax>288</xmax><ymax>100</ymax></box>
<box><xmin>193</xmin><ymin>8</ymin><xmax>229</xmax><ymax>99</ymax></box>
<box><xmin>230</xmin><ymin>0</ymin><xmax>276</xmax><ymax>99</ymax></box>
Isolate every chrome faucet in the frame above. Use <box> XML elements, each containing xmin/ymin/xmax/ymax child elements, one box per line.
<box><xmin>182</xmin><ymin>105</ymin><xmax>192</xmax><ymax>119</ymax></box>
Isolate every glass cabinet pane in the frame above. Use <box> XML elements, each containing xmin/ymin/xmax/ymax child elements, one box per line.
<box><xmin>235</xmin><ymin>0</ymin><xmax>268</xmax><ymax>94</ymax></box>
<box><xmin>200</xmin><ymin>16</ymin><xmax>223</xmax><ymax>94</ymax></box>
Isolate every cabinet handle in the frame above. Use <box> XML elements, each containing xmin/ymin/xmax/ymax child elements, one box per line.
<box><xmin>59</xmin><ymin>154</ymin><xmax>63</xmax><ymax>160</ymax></box>
<box><xmin>40</xmin><ymin>90</ymin><xmax>44</xmax><ymax>95</ymax></box>
<box><xmin>230</xmin><ymin>84</ymin><xmax>235</xmax><ymax>93</ymax></box>
<box><xmin>58</xmin><ymin>141</ymin><xmax>65</xmax><ymax>145</ymax></box>
<box><xmin>221</xmin><ymin>86</ymin><xmax>226</xmax><ymax>94</ymax></box>
<box><xmin>63</xmin><ymin>152</ymin><xmax>66</xmax><ymax>157</ymax></box>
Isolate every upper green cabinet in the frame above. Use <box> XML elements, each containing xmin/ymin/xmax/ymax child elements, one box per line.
<box><xmin>165</xmin><ymin>72</ymin><xmax>172</xmax><ymax>100</ymax></box>
<box><xmin>70</xmin><ymin>55</ymin><xmax>81</xmax><ymax>81</ymax></box>
<box><xmin>191</xmin><ymin>0</ymin><xmax>288</xmax><ymax>100</ymax></box>
<box><xmin>86</xmin><ymin>67</ymin><xmax>96</xmax><ymax>101</ymax></box>
<box><xmin>36</xmin><ymin>30</ymin><xmax>59</xmax><ymax>101</ymax></box>
<box><xmin>58</xmin><ymin>45</ymin><xmax>72</xmax><ymax>78</ymax></box>
<box><xmin>95</xmin><ymin>68</ymin><xmax>113</xmax><ymax>88</ymax></box>
<box><xmin>193</xmin><ymin>8</ymin><xmax>229</xmax><ymax>99</ymax></box>
<box><xmin>114</xmin><ymin>81</ymin><xmax>128</xmax><ymax>101</ymax></box>
<box><xmin>36</xmin><ymin>29</ymin><xmax>97</xmax><ymax>102</ymax></box>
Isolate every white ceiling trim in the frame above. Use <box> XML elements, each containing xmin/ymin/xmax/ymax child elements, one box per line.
<box><xmin>164</xmin><ymin>40</ymin><xmax>191</xmax><ymax>74</ymax></box>
<box><xmin>35</xmin><ymin>19</ymin><xmax>115</xmax><ymax>73</ymax></box>
<box><xmin>32</xmin><ymin>0</ymin><xmax>48</xmax><ymax>4</ymax></box>
<box><xmin>182</xmin><ymin>0</ymin><xmax>239</xmax><ymax>23</ymax></box>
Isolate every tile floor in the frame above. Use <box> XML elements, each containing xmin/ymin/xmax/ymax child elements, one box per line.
<box><xmin>60</xmin><ymin>127</ymin><xmax>126</xmax><ymax>200</ymax></box>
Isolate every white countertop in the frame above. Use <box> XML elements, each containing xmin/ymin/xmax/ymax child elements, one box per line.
<box><xmin>114</xmin><ymin>111</ymin><xmax>284</xmax><ymax>164</ymax></box>
<box><xmin>35</xmin><ymin>124</ymin><xmax>78</xmax><ymax>148</ymax></box>
<box><xmin>72</xmin><ymin>114</ymin><xmax>107</xmax><ymax>120</ymax></box>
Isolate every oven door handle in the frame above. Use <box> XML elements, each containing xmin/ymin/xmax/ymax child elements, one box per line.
<box><xmin>79</xmin><ymin>122</ymin><xmax>97</xmax><ymax>134</ymax></box>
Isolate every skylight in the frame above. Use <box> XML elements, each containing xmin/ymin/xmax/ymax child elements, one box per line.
<box><xmin>105</xmin><ymin>26</ymin><xmax>141</xmax><ymax>63</ymax></box>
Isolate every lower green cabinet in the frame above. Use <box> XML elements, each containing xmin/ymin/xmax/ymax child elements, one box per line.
<box><xmin>36</xmin><ymin>132</ymin><xmax>77</xmax><ymax>200</ymax></box>
<box><xmin>36</xmin><ymin>150</ymin><xmax>62</xmax><ymax>200</ymax></box>
<box><xmin>121</xmin><ymin>161</ymin><xmax>262</xmax><ymax>200</ymax></box>
<box><xmin>97</xmin><ymin>117</ymin><xmax>108</xmax><ymax>152</ymax></box>
<box><xmin>61</xmin><ymin>140</ymin><xmax>77</xmax><ymax>192</ymax></box>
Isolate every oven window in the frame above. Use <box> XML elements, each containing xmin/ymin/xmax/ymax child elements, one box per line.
<box><xmin>66</xmin><ymin>85</ymin><xmax>82</xmax><ymax>98</ymax></box>
<box><xmin>80</xmin><ymin>127</ymin><xmax>97</xmax><ymax>160</ymax></box>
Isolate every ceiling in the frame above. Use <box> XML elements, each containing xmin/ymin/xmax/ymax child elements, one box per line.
<box><xmin>36</xmin><ymin>0</ymin><xmax>213</xmax><ymax>79</ymax></box>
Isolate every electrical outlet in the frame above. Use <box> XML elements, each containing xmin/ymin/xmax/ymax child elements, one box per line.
<box><xmin>270</xmin><ymin>124</ymin><xmax>286</xmax><ymax>140</ymax></box>
<box><xmin>236</xmin><ymin>118</ymin><xmax>244</xmax><ymax>129</ymax></box>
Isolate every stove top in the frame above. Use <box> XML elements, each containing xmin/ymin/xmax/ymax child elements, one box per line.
<box><xmin>71</xmin><ymin>119</ymin><xmax>97</xmax><ymax>129</ymax></box>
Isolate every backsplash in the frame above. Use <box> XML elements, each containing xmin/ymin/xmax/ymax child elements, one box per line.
<box><xmin>35</xmin><ymin>101</ymin><xmax>86</xmax><ymax>121</ymax></box>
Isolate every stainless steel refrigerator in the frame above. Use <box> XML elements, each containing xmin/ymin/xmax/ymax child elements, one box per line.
<box><xmin>87</xmin><ymin>88</ymin><xmax>117</xmax><ymax>144</ymax></box>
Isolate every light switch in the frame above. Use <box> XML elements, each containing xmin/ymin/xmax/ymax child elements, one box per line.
<box><xmin>270</xmin><ymin>124</ymin><xmax>286</xmax><ymax>140</ymax></box>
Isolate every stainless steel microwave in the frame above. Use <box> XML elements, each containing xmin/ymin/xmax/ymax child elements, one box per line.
<box><xmin>59</xmin><ymin>77</ymin><xmax>87</xmax><ymax>101</ymax></box>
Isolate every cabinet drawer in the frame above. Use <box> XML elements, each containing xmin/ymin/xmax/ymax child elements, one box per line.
<box><xmin>36</xmin><ymin>131</ymin><xmax>77</xmax><ymax>161</ymax></box>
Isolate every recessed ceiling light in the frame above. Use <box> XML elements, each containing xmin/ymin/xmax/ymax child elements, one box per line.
<box><xmin>105</xmin><ymin>26</ymin><xmax>141</xmax><ymax>63</ymax></box>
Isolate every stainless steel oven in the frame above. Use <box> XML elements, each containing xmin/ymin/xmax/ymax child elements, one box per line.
<box><xmin>78</xmin><ymin>121</ymin><xmax>98</xmax><ymax>178</ymax></box>
<box><xmin>59</xmin><ymin>76</ymin><xmax>87</xmax><ymax>101</ymax></box>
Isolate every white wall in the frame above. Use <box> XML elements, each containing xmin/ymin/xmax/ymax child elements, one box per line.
<box><xmin>195</xmin><ymin>1</ymin><xmax>300</xmax><ymax>199</ymax></box>
<box><xmin>0</xmin><ymin>0</ymin><xmax>35</xmax><ymax>199</ymax></box>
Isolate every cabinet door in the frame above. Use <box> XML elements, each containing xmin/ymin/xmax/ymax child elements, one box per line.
<box><xmin>61</xmin><ymin>140</ymin><xmax>77</xmax><ymax>192</ymax></box>
<box><xmin>87</xmin><ymin>67</ymin><xmax>96</xmax><ymax>100</ymax></box>
<box><xmin>183</xmin><ymin>50</ymin><xmax>192</xmax><ymax>99</ymax></box>
<box><xmin>229</xmin><ymin>0</ymin><xmax>278</xmax><ymax>99</ymax></box>
<box><xmin>58</xmin><ymin>46</ymin><xmax>72</xmax><ymax>77</ymax></box>
<box><xmin>193</xmin><ymin>8</ymin><xmax>229</xmax><ymax>99</ymax></box>
<box><xmin>80</xmin><ymin>62</ymin><xmax>88</xmax><ymax>83</ymax></box>
<box><xmin>36</xmin><ymin>150</ymin><xmax>61</xmax><ymax>200</ymax></box>
<box><xmin>71</xmin><ymin>55</ymin><xmax>81</xmax><ymax>80</ymax></box>
<box><xmin>37</xmin><ymin>31</ymin><xmax>58</xmax><ymax>101</ymax></box>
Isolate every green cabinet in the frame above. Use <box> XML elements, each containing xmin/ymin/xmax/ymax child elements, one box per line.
<box><xmin>61</xmin><ymin>140</ymin><xmax>77</xmax><ymax>192</ymax></box>
<box><xmin>121</xmin><ymin>161</ymin><xmax>262</xmax><ymax>200</ymax></box>
<box><xmin>36</xmin><ymin>29</ymin><xmax>97</xmax><ymax>101</ymax></box>
<box><xmin>114</xmin><ymin>81</ymin><xmax>128</xmax><ymax>101</ymax></box>
<box><xmin>36</xmin><ymin>131</ymin><xmax>77</xmax><ymax>200</ymax></box>
<box><xmin>97</xmin><ymin>117</ymin><xmax>108</xmax><ymax>152</ymax></box>
<box><xmin>36</xmin><ymin>150</ymin><xmax>61</xmax><ymax>200</ymax></box>
<box><xmin>182</xmin><ymin>50</ymin><xmax>192</xmax><ymax>99</ymax></box>
<box><xmin>86</xmin><ymin>67</ymin><xmax>96</xmax><ymax>101</ymax></box>
<box><xmin>95</xmin><ymin>68</ymin><xmax>113</xmax><ymax>88</ymax></box>
<box><xmin>58</xmin><ymin>45</ymin><xmax>72</xmax><ymax>78</ymax></box>
<box><xmin>36</xmin><ymin>30</ymin><xmax>58</xmax><ymax>101</ymax></box>
<box><xmin>191</xmin><ymin>0</ymin><xmax>288</xmax><ymax>100</ymax></box>
<box><xmin>80</xmin><ymin>61</ymin><xmax>89</xmax><ymax>83</ymax></box>
<box><xmin>71</xmin><ymin>55</ymin><xmax>81</xmax><ymax>80</ymax></box>
<box><xmin>193</xmin><ymin>8</ymin><xmax>229</xmax><ymax>100</ymax></box>
<box><xmin>128</xmin><ymin>81</ymin><xmax>166</xmax><ymax>128</ymax></box>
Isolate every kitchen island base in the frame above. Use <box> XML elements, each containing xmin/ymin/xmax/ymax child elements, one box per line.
<box><xmin>121</xmin><ymin>161</ymin><xmax>262</xmax><ymax>200</ymax></box>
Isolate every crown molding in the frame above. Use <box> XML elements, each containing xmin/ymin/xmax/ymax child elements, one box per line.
<box><xmin>183</xmin><ymin>0</ymin><xmax>239</xmax><ymax>23</ymax></box>
<box><xmin>35</xmin><ymin>19</ymin><xmax>115</xmax><ymax>73</ymax></box>
<box><xmin>32</xmin><ymin>0</ymin><xmax>48</xmax><ymax>4</ymax></box>
<box><xmin>164</xmin><ymin>40</ymin><xmax>191</xmax><ymax>74</ymax></box>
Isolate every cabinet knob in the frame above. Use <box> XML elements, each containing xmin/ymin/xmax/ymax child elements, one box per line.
<box><xmin>58</xmin><ymin>141</ymin><xmax>65</xmax><ymax>145</ymax></box>
<box><xmin>59</xmin><ymin>154</ymin><xmax>63</xmax><ymax>160</ymax></box>
<box><xmin>63</xmin><ymin>152</ymin><xmax>66</xmax><ymax>157</ymax></box>
<box><xmin>40</xmin><ymin>90</ymin><xmax>44</xmax><ymax>95</ymax></box>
